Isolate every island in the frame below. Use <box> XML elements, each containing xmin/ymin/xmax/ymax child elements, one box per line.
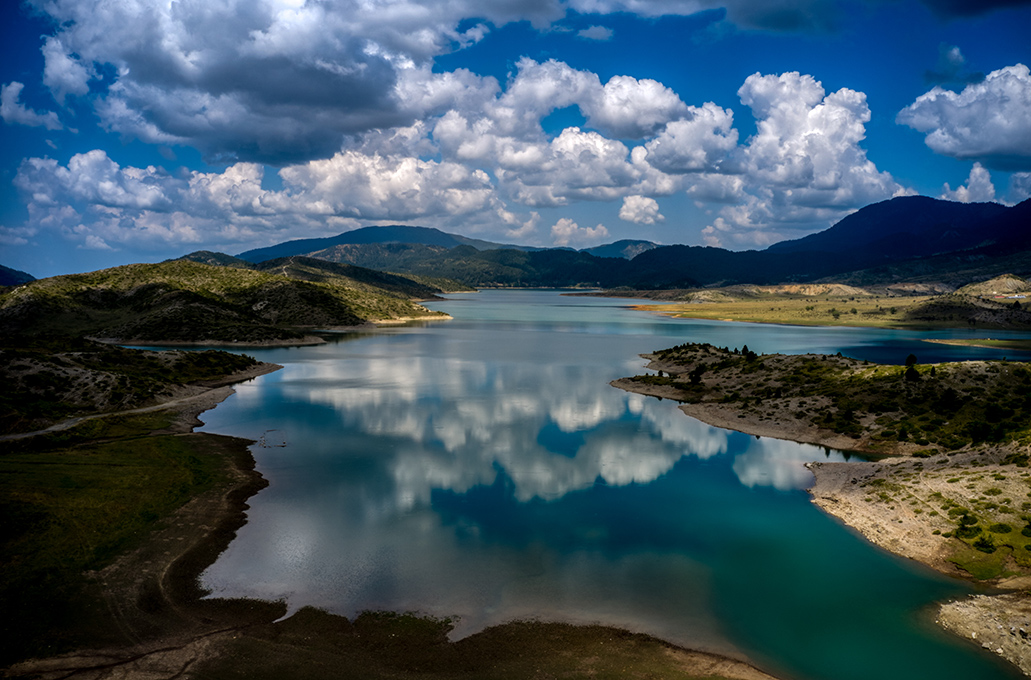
<box><xmin>614</xmin><ymin>342</ymin><xmax>1031</xmax><ymax>675</ymax></box>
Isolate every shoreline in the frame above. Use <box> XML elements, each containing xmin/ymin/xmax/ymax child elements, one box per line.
<box><xmin>614</xmin><ymin>368</ymin><xmax>1031</xmax><ymax>676</ymax></box>
<box><xmin>6</xmin><ymin>355</ymin><xmax>781</xmax><ymax>680</ymax></box>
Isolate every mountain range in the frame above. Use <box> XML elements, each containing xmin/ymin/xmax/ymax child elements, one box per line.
<box><xmin>226</xmin><ymin>196</ymin><xmax>1031</xmax><ymax>289</ymax></box>
<box><xmin>3</xmin><ymin>196</ymin><xmax>1029</xmax><ymax>291</ymax></box>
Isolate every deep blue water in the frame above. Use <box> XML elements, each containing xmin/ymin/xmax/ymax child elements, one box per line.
<box><xmin>197</xmin><ymin>290</ymin><xmax>1028</xmax><ymax>680</ymax></box>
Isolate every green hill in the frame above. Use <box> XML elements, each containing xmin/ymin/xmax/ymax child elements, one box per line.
<box><xmin>0</xmin><ymin>259</ymin><xmax>448</xmax><ymax>345</ymax></box>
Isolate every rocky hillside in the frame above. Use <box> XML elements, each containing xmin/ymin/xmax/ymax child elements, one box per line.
<box><xmin>0</xmin><ymin>259</ymin><xmax>448</xmax><ymax>345</ymax></box>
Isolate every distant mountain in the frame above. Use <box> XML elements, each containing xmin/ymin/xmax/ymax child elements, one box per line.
<box><xmin>581</xmin><ymin>239</ymin><xmax>659</xmax><ymax>259</ymax></box>
<box><xmin>306</xmin><ymin>242</ymin><xmax>628</xmax><ymax>288</ymax></box>
<box><xmin>766</xmin><ymin>196</ymin><xmax>1011</xmax><ymax>260</ymax></box>
<box><xmin>0</xmin><ymin>264</ymin><xmax>35</xmax><ymax>287</ymax></box>
<box><xmin>237</xmin><ymin>225</ymin><xmax>542</xmax><ymax>263</ymax></box>
<box><xmin>229</xmin><ymin>196</ymin><xmax>1031</xmax><ymax>290</ymax></box>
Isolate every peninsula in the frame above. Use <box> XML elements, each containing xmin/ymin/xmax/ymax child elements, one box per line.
<box><xmin>615</xmin><ymin>342</ymin><xmax>1031</xmax><ymax>675</ymax></box>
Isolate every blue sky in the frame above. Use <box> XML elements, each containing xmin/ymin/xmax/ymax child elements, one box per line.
<box><xmin>2</xmin><ymin>0</ymin><xmax>1030</xmax><ymax>277</ymax></box>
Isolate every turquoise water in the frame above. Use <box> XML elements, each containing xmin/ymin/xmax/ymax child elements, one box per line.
<box><xmin>198</xmin><ymin>290</ymin><xmax>1025</xmax><ymax>680</ymax></box>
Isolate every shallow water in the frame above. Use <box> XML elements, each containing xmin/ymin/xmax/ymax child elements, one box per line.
<box><xmin>199</xmin><ymin>290</ymin><xmax>1026</xmax><ymax>680</ymax></box>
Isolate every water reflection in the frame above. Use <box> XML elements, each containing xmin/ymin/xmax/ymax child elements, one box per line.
<box><xmin>198</xmin><ymin>291</ymin><xmax>1020</xmax><ymax>680</ymax></box>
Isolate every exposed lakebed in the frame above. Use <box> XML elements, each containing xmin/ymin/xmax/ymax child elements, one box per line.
<box><xmin>198</xmin><ymin>290</ymin><xmax>1028</xmax><ymax>680</ymax></box>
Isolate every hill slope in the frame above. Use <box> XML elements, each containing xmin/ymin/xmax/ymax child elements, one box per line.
<box><xmin>0</xmin><ymin>260</ymin><xmax>447</xmax><ymax>344</ymax></box>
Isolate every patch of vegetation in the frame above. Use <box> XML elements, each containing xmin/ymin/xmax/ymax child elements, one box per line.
<box><xmin>0</xmin><ymin>414</ymin><xmax>236</xmax><ymax>664</ymax></box>
<box><xmin>632</xmin><ymin>343</ymin><xmax>1031</xmax><ymax>453</ymax></box>
<box><xmin>0</xmin><ymin>258</ymin><xmax>447</xmax><ymax>345</ymax></box>
<box><xmin>0</xmin><ymin>337</ymin><xmax>260</xmax><ymax>434</ymax></box>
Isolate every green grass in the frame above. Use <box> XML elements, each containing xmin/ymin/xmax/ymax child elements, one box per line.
<box><xmin>0</xmin><ymin>413</ymin><xmax>236</xmax><ymax>664</ymax></box>
<box><xmin>637</xmin><ymin>294</ymin><xmax>932</xmax><ymax>328</ymax></box>
<box><xmin>948</xmin><ymin>544</ymin><xmax>1014</xmax><ymax>581</ymax></box>
<box><xmin>927</xmin><ymin>338</ymin><xmax>1031</xmax><ymax>352</ymax></box>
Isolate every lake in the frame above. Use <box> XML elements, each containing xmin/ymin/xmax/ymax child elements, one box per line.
<box><xmin>198</xmin><ymin>290</ymin><xmax>1026</xmax><ymax>680</ymax></box>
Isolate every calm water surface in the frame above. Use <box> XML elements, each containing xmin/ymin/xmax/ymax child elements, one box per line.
<box><xmin>199</xmin><ymin>290</ymin><xmax>1027</xmax><ymax>680</ymax></box>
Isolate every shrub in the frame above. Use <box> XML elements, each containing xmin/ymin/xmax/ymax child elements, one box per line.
<box><xmin>955</xmin><ymin>524</ymin><xmax>982</xmax><ymax>539</ymax></box>
<box><xmin>988</xmin><ymin>523</ymin><xmax>1013</xmax><ymax>534</ymax></box>
<box><xmin>973</xmin><ymin>535</ymin><xmax>996</xmax><ymax>553</ymax></box>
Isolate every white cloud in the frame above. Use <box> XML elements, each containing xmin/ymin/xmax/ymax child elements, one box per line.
<box><xmin>551</xmin><ymin>218</ymin><xmax>609</xmax><ymax>247</ymax></box>
<box><xmin>81</xmin><ymin>234</ymin><xmax>114</xmax><ymax>251</ymax></box>
<box><xmin>700</xmin><ymin>71</ymin><xmax>901</xmax><ymax>246</ymax></box>
<box><xmin>0</xmin><ymin>82</ymin><xmax>62</xmax><ymax>130</ymax></box>
<box><xmin>940</xmin><ymin>162</ymin><xmax>996</xmax><ymax>203</ymax></box>
<box><xmin>898</xmin><ymin>63</ymin><xmax>1031</xmax><ymax>170</ymax></box>
<box><xmin>577</xmin><ymin>25</ymin><xmax>614</xmax><ymax>41</ymax></box>
<box><xmin>619</xmin><ymin>195</ymin><xmax>664</xmax><ymax>224</ymax></box>
<box><xmin>497</xmin><ymin>127</ymin><xmax>642</xmax><ymax>207</ymax></box>
<box><xmin>643</xmin><ymin>103</ymin><xmax>739</xmax><ymax>173</ymax></box>
<box><xmin>13</xmin><ymin>147</ymin><xmax>518</xmax><ymax>252</ymax></box>
<box><xmin>41</xmin><ymin>37</ymin><xmax>92</xmax><ymax>105</ymax></box>
<box><xmin>584</xmin><ymin>75</ymin><xmax>690</xmax><ymax>139</ymax></box>
<box><xmin>279</xmin><ymin>150</ymin><xmax>498</xmax><ymax>220</ymax></box>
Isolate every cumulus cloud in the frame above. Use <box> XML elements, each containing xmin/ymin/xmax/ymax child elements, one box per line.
<box><xmin>13</xmin><ymin>148</ymin><xmax>514</xmax><ymax>251</ymax></box>
<box><xmin>584</xmin><ymin>74</ymin><xmax>691</xmax><ymax>139</ymax></box>
<box><xmin>898</xmin><ymin>63</ymin><xmax>1031</xmax><ymax>170</ymax></box>
<box><xmin>10</xmin><ymin>0</ymin><xmax>915</xmax><ymax>254</ymax></box>
<box><xmin>1</xmin><ymin>82</ymin><xmax>62</xmax><ymax>130</ymax></box>
<box><xmin>551</xmin><ymin>218</ymin><xmax>609</xmax><ymax>247</ymax></box>
<box><xmin>619</xmin><ymin>195</ymin><xmax>665</xmax><ymax>224</ymax></box>
<box><xmin>26</xmin><ymin>0</ymin><xmax>520</xmax><ymax>164</ymax></box>
<box><xmin>643</xmin><ymin>103</ymin><xmax>739</xmax><ymax>173</ymax></box>
<box><xmin>940</xmin><ymin>162</ymin><xmax>996</xmax><ymax>202</ymax></box>
<box><xmin>688</xmin><ymin>71</ymin><xmax>900</xmax><ymax>246</ymax></box>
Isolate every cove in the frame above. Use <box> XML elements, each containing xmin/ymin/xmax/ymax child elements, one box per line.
<box><xmin>198</xmin><ymin>290</ymin><xmax>1024</xmax><ymax>680</ymax></box>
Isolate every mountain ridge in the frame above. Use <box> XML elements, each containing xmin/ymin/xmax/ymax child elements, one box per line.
<box><xmin>230</xmin><ymin>196</ymin><xmax>1031</xmax><ymax>290</ymax></box>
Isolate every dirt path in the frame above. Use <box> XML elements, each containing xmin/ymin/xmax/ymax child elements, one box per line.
<box><xmin>0</xmin><ymin>363</ymin><xmax>280</xmax><ymax>442</ymax></box>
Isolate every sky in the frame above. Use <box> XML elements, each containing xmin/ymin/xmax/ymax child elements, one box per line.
<box><xmin>1</xmin><ymin>0</ymin><xmax>1030</xmax><ymax>278</ymax></box>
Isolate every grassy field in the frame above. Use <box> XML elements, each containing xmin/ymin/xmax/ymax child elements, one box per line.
<box><xmin>926</xmin><ymin>338</ymin><xmax>1031</xmax><ymax>352</ymax></box>
<box><xmin>0</xmin><ymin>412</ymin><xmax>239</xmax><ymax>664</ymax></box>
<box><xmin>632</xmin><ymin>294</ymin><xmax>936</xmax><ymax>328</ymax></box>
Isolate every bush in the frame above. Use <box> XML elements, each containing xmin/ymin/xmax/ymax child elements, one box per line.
<box><xmin>955</xmin><ymin>524</ymin><xmax>982</xmax><ymax>538</ymax></box>
<box><xmin>989</xmin><ymin>523</ymin><xmax>1013</xmax><ymax>534</ymax></box>
<box><xmin>973</xmin><ymin>535</ymin><xmax>996</xmax><ymax>553</ymax></box>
